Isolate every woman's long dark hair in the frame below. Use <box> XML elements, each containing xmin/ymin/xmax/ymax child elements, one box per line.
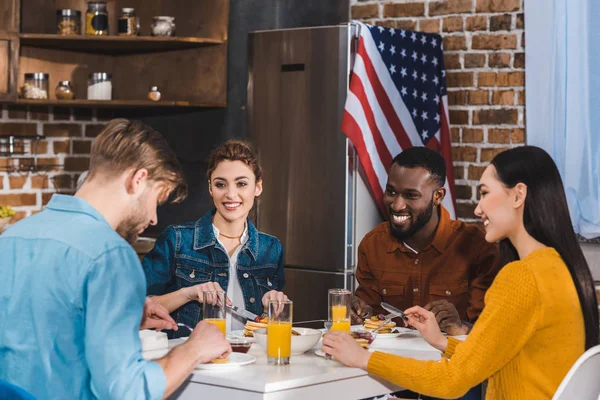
<box><xmin>491</xmin><ymin>146</ymin><xmax>598</xmax><ymax>349</ymax></box>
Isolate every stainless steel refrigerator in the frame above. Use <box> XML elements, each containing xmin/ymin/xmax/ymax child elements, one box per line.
<box><xmin>248</xmin><ymin>25</ymin><xmax>382</xmax><ymax>323</ymax></box>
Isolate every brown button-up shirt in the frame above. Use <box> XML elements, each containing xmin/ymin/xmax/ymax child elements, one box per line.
<box><xmin>355</xmin><ymin>206</ymin><xmax>500</xmax><ymax>322</ymax></box>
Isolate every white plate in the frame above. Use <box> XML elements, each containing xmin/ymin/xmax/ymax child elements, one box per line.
<box><xmin>228</xmin><ymin>330</ymin><xmax>246</xmax><ymax>338</ymax></box>
<box><xmin>195</xmin><ymin>352</ymin><xmax>256</xmax><ymax>370</ymax></box>
<box><xmin>315</xmin><ymin>349</ymin><xmax>329</xmax><ymax>358</ymax></box>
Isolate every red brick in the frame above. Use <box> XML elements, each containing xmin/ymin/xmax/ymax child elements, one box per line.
<box><xmin>443</xmin><ymin>17</ymin><xmax>463</xmax><ymax>32</ymax></box>
<box><xmin>396</xmin><ymin>20</ymin><xmax>417</xmax><ymax>30</ymax></box>
<box><xmin>43</xmin><ymin>124</ymin><xmax>82</xmax><ymax>137</ymax></box>
<box><xmin>53</xmin><ymin>107</ymin><xmax>71</xmax><ymax>121</ymax></box>
<box><xmin>31</xmin><ymin>140</ymin><xmax>48</xmax><ymax>155</ymax></box>
<box><xmin>455</xmin><ymin>185</ymin><xmax>473</xmax><ymax>200</ymax></box>
<box><xmin>9</xmin><ymin>176</ymin><xmax>26</xmax><ymax>189</ymax></box>
<box><xmin>85</xmin><ymin>124</ymin><xmax>105</xmax><ymax>137</ymax></box>
<box><xmin>517</xmin><ymin>91</ymin><xmax>525</xmax><ymax>105</ymax></box>
<box><xmin>373</xmin><ymin>20</ymin><xmax>397</xmax><ymax>29</ymax></box>
<box><xmin>489</xmin><ymin>53</ymin><xmax>511</xmax><ymax>68</ymax></box>
<box><xmin>490</xmin><ymin>14</ymin><xmax>512</xmax><ymax>31</ymax></box>
<box><xmin>352</xmin><ymin>4</ymin><xmax>379</xmax><ymax>19</ymax></box>
<box><xmin>481</xmin><ymin>147</ymin><xmax>511</xmax><ymax>161</ymax></box>
<box><xmin>29</xmin><ymin>107</ymin><xmax>50</xmax><ymax>121</ymax></box>
<box><xmin>0</xmin><ymin>123</ymin><xmax>37</xmax><ymax>137</ymax></box>
<box><xmin>383</xmin><ymin>3</ymin><xmax>425</xmax><ymax>17</ymax></box>
<box><xmin>466</xmin><ymin>15</ymin><xmax>487</xmax><ymax>31</ymax></box>
<box><xmin>450</xmin><ymin>110</ymin><xmax>469</xmax><ymax>125</ymax></box>
<box><xmin>444</xmin><ymin>54</ymin><xmax>462</xmax><ymax>70</ymax></box>
<box><xmin>513</xmin><ymin>52</ymin><xmax>525</xmax><ymax>68</ymax></box>
<box><xmin>451</xmin><ymin>127</ymin><xmax>461</xmax><ymax>143</ymax></box>
<box><xmin>473</xmin><ymin>109</ymin><xmax>518</xmax><ymax>125</ymax></box>
<box><xmin>468</xmin><ymin>90</ymin><xmax>489</xmax><ymax>105</ymax></box>
<box><xmin>478</xmin><ymin>72</ymin><xmax>497</xmax><ymax>86</ymax></box>
<box><xmin>452</xmin><ymin>146</ymin><xmax>478</xmax><ymax>162</ymax></box>
<box><xmin>462</xmin><ymin>128</ymin><xmax>484</xmax><ymax>143</ymax></box>
<box><xmin>492</xmin><ymin>90</ymin><xmax>515</xmax><ymax>105</ymax></box>
<box><xmin>18</xmin><ymin>157</ymin><xmax>61</xmax><ymax>172</ymax></box>
<box><xmin>31</xmin><ymin>176</ymin><xmax>49</xmax><ymax>189</ymax></box>
<box><xmin>447</xmin><ymin>90</ymin><xmax>467</xmax><ymax>106</ymax></box>
<box><xmin>511</xmin><ymin>128</ymin><xmax>525</xmax><ymax>143</ymax></box>
<box><xmin>42</xmin><ymin>193</ymin><xmax>54</xmax><ymax>206</ymax></box>
<box><xmin>9</xmin><ymin>211</ymin><xmax>27</xmax><ymax>224</ymax></box>
<box><xmin>443</xmin><ymin>35</ymin><xmax>467</xmax><ymax>50</ymax></box>
<box><xmin>0</xmin><ymin>176</ymin><xmax>3</xmax><ymax>189</ymax></box>
<box><xmin>488</xmin><ymin>128</ymin><xmax>511</xmax><ymax>143</ymax></box>
<box><xmin>419</xmin><ymin>18</ymin><xmax>440</xmax><ymax>33</ymax></box>
<box><xmin>7</xmin><ymin>106</ymin><xmax>27</xmax><ymax>119</ymax></box>
<box><xmin>516</xmin><ymin>13</ymin><xmax>524</xmax><ymax>29</ymax></box>
<box><xmin>476</xmin><ymin>0</ymin><xmax>521</xmax><ymax>13</ymax></box>
<box><xmin>51</xmin><ymin>174</ymin><xmax>73</xmax><ymax>190</ymax></box>
<box><xmin>472</xmin><ymin>34</ymin><xmax>517</xmax><ymax>50</ymax></box>
<box><xmin>0</xmin><ymin>193</ymin><xmax>37</xmax><ymax>206</ymax></box>
<box><xmin>53</xmin><ymin>140</ymin><xmax>70</xmax><ymax>154</ymax></box>
<box><xmin>446</xmin><ymin>72</ymin><xmax>474</xmax><ymax>88</ymax></box>
<box><xmin>429</xmin><ymin>0</ymin><xmax>472</xmax><ymax>16</ymax></box>
<box><xmin>73</xmin><ymin>140</ymin><xmax>92</xmax><ymax>154</ymax></box>
<box><xmin>496</xmin><ymin>71</ymin><xmax>525</xmax><ymax>86</ymax></box>
<box><xmin>64</xmin><ymin>157</ymin><xmax>90</xmax><ymax>172</ymax></box>
<box><xmin>454</xmin><ymin>166</ymin><xmax>465</xmax><ymax>180</ymax></box>
<box><xmin>464</xmin><ymin>53</ymin><xmax>486</xmax><ymax>68</ymax></box>
<box><xmin>456</xmin><ymin>202</ymin><xmax>478</xmax><ymax>219</ymax></box>
<box><xmin>468</xmin><ymin>165</ymin><xmax>487</xmax><ymax>180</ymax></box>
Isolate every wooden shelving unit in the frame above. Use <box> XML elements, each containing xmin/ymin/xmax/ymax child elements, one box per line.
<box><xmin>0</xmin><ymin>0</ymin><xmax>230</xmax><ymax>108</ymax></box>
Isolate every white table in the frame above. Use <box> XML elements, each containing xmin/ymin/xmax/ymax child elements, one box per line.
<box><xmin>166</xmin><ymin>331</ymin><xmax>453</xmax><ymax>400</ymax></box>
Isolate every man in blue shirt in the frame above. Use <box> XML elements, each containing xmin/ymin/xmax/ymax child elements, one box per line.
<box><xmin>0</xmin><ymin>119</ymin><xmax>231</xmax><ymax>399</ymax></box>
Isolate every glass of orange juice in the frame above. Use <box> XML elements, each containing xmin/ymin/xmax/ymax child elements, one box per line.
<box><xmin>328</xmin><ymin>289</ymin><xmax>351</xmax><ymax>333</ymax></box>
<box><xmin>203</xmin><ymin>290</ymin><xmax>226</xmax><ymax>335</ymax></box>
<box><xmin>267</xmin><ymin>299</ymin><xmax>293</xmax><ymax>365</ymax></box>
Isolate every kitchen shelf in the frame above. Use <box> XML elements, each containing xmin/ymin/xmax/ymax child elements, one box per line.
<box><xmin>20</xmin><ymin>34</ymin><xmax>225</xmax><ymax>55</ymax></box>
<box><xmin>10</xmin><ymin>99</ymin><xmax>225</xmax><ymax>108</ymax></box>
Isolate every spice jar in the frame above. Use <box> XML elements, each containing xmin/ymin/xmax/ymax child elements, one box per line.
<box><xmin>151</xmin><ymin>16</ymin><xmax>175</xmax><ymax>37</ymax></box>
<box><xmin>57</xmin><ymin>9</ymin><xmax>81</xmax><ymax>35</ymax></box>
<box><xmin>86</xmin><ymin>1</ymin><xmax>108</xmax><ymax>36</ymax></box>
<box><xmin>118</xmin><ymin>8</ymin><xmax>139</xmax><ymax>36</ymax></box>
<box><xmin>20</xmin><ymin>73</ymin><xmax>49</xmax><ymax>100</ymax></box>
<box><xmin>55</xmin><ymin>81</ymin><xmax>75</xmax><ymax>100</ymax></box>
<box><xmin>147</xmin><ymin>86</ymin><xmax>161</xmax><ymax>102</ymax></box>
<box><xmin>87</xmin><ymin>72</ymin><xmax>112</xmax><ymax>100</ymax></box>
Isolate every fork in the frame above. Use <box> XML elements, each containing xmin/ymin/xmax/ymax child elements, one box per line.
<box><xmin>177</xmin><ymin>322</ymin><xmax>194</xmax><ymax>332</ymax></box>
<box><xmin>371</xmin><ymin>316</ymin><xmax>394</xmax><ymax>334</ymax></box>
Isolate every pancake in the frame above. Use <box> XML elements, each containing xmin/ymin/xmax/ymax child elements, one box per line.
<box><xmin>210</xmin><ymin>358</ymin><xmax>229</xmax><ymax>364</ymax></box>
<box><xmin>243</xmin><ymin>318</ymin><xmax>268</xmax><ymax>337</ymax></box>
<box><xmin>363</xmin><ymin>319</ymin><xmax>396</xmax><ymax>333</ymax></box>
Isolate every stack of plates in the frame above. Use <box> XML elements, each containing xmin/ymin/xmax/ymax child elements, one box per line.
<box><xmin>140</xmin><ymin>330</ymin><xmax>169</xmax><ymax>360</ymax></box>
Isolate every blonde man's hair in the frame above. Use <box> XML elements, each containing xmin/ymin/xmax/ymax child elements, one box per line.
<box><xmin>88</xmin><ymin>118</ymin><xmax>187</xmax><ymax>203</ymax></box>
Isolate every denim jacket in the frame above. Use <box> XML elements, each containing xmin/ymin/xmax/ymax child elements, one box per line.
<box><xmin>143</xmin><ymin>209</ymin><xmax>285</xmax><ymax>336</ymax></box>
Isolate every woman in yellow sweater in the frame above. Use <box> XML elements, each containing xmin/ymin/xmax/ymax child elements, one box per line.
<box><xmin>322</xmin><ymin>146</ymin><xmax>599</xmax><ymax>399</ymax></box>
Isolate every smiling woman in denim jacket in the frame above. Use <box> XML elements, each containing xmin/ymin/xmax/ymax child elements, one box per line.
<box><xmin>143</xmin><ymin>140</ymin><xmax>288</xmax><ymax>336</ymax></box>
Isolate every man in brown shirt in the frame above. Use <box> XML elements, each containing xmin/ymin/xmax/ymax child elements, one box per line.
<box><xmin>353</xmin><ymin>147</ymin><xmax>499</xmax><ymax>336</ymax></box>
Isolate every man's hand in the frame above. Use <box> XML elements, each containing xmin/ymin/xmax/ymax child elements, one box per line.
<box><xmin>188</xmin><ymin>321</ymin><xmax>232</xmax><ymax>364</ymax></box>
<box><xmin>140</xmin><ymin>297</ymin><xmax>178</xmax><ymax>331</ymax></box>
<box><xmin>321</xmin><ymin>331</ymin><xmax>371</xmax><ymax>369</ymax></box>
<box><xmin>350</xmin><ymin>296</ymin><xmax>373</xmax><ymax>324</ymax></box>
<box><xmin>423</xmin><ymin>299</ymin><xmax>468</xmax><ymax>336</ymax></box>
<box><xmin>405</xmin><ymin>306</ymin><xmax>448</xmax><ymax>352</ymax></box>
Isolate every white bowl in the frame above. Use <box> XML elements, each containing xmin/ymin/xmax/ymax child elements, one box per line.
<box><xmin>253</xmin><ymin>327</ymin><xmax>322</xmax><ymax>355</ymax></box>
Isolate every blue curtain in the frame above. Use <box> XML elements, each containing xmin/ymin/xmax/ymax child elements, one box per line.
<box><xmin>526</xmin><ymin>0</ymin><xmax>600</xmax><ymax>238</ymax></box>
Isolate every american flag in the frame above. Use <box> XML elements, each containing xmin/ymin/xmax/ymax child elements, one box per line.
<box><xmin>342</xmin><ymin>22</ymin><xmax>456</xmax><ymax>218</ymax></box>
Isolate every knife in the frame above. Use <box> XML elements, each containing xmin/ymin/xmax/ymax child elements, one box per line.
<box><xmin>380</xmin><ymin>302</ymin><xmax>409</xmax><ymax>322</ymax></box>
<box><xmin>226</xmin><ymin>304</ymin><xmax>260</xmax><ymax>321</ymax></box>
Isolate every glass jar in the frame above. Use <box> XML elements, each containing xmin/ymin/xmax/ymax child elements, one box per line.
<box><xmin>118</xmin><ymin>8</ymin><xmax>139</xmax><ymax>36</ymax></box>
<box><xmin>151</xmin><ymin>16</ymin><xmax>175</xmax><ymax>37</ymax></box>
<box><xmin>21</xmin><ymin>73</ymin><xmax>49</xmax><ymax>100</ymax></box>
<box><xmin>55</xmin><ymin>81</ymin><xmax>75</xmax><ymax>100</ymax></box>
<box><xmin>147</xmin><ymin>86</ymin><xmax>161</xmax><ymax>101</ymax></box>
<box><xmin>57</xmin><ymin>9</ymin><xmax>81</xmax><ymax>35</ymax></box>
<box><xmin>86</xmin><ymin>1</ymin><xmax>108</xmax><ymax>36</ymax></box>
<box><xmin>87</xmin><ymin>72</ymin><xmax>112</xmax><ymax>100</ymax></box>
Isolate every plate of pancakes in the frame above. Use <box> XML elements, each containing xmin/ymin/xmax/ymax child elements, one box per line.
<box><xmin>361</xmin><ymin>317</ymin><xmax>402</xmax><ymax>339</ymax></box>
<box><xmin>195</xmin><ymin>352</ymin><xmax>256</xmax><ymax>370</ymax></box>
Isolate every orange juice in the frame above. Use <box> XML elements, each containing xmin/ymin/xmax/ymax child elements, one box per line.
<box><xmin>331</xmin><ymin>305</ymin><xmax>347</xmax><ymax>321</ymax></box>
<box><xmin>331</xmin><ymin>319</ymin><xmax>351</xmax><ymax>332</ymax></box>
<box><xmin>204</xmin><ymin>318</ymin><xmax>226</xmax><ymax>335</ymax></box>
<box><xmin>267</xmin><ymin>321</ymin><xmax>292</xmax><ymax>358</ymax></box>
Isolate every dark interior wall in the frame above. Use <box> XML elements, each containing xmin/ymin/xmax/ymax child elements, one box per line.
<box><xmin>119</xmin><ymin>0</ymin><xmax>349</xmax><ymax>237</ymax></box>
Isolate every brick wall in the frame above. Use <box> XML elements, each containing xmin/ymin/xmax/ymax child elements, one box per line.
<box><xmin>350</xmin><ymin>0</ymin><xmax>525</xmax><ymax>222</ymax></box>
<box><xmin>0</xmin><ymin>106</ymin><xmax>108</xmax><ymax>224</ymax></box>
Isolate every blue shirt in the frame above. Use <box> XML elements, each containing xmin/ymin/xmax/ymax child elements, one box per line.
<box><xmin>0</xmin><ymin>195</ymin><xmax>166</xmax><ymax>400</ymax></box>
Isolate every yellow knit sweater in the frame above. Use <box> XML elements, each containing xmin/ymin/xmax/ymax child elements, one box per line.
<box><xmin>367</xmin><ymin>247</ymin><xmax>585</xmax><ymax>399</ymax></box>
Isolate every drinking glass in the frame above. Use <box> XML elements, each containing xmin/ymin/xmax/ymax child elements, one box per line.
<box><xmin>328</xmin><ymin>289</ymin><xmax>351</xmax><ymax>333</ymax></box>
<box><xmin>267</xmin><ymin>300</ymin><xmax>293</xmax><ymax>365</ymax></box>
<box><xmin>203</xmin><ymin>290</ymin><xmax>226</xmax><ymax>335</ymax></box>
